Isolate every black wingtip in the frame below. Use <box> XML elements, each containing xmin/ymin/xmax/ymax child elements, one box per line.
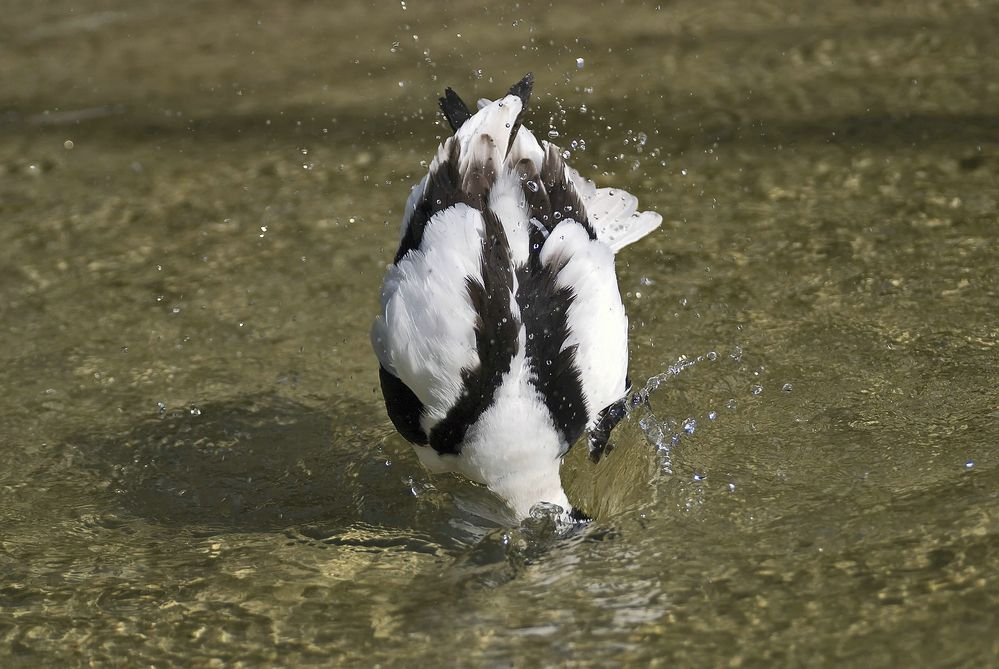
<box><xmin>508</xmin><ymin>72</ymin><xmax>534</xmax><ymax>108</ymax></box>
<box><xmin>439</xmin><ymin>87</ymin><xmax>473</xmax><ymax>133</ymax></box>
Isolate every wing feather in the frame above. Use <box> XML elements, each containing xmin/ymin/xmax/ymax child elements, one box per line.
<box><xmin>567</xmin><ymin>166</ymin><xmax>663</xmax><ymax>253</ymax></box>
<box><xmin>372</xmin><ymin>204</ymin><xmax>486</xmax><ymax>427</ymax></box>
<box><xmin>539</xmin><ymin>221</ymin><xmax>629</xmax><ymax>426</ymax></box>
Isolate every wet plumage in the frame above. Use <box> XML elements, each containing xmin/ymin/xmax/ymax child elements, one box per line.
<box><xmin>371</xmin><ymin>74</ymin><xmax>661</xmax><ymax>520</ymax></box>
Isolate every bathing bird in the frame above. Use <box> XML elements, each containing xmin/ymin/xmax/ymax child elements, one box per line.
<box><xmin>371</xmin><ymin>74</ymin><xmax>662</xmax><ymax>520</ymax></box>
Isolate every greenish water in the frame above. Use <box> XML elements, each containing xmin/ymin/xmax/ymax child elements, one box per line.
<box><xmin>2</xmin><ymin>0</ymin><xmax>998</xmax><ymax>665</ymax></box>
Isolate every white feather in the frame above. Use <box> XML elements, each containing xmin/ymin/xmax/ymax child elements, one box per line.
<box><xmin>455</xmin><ymin>95</ymin><xmax>523</xmax><ymax>161</ymax></box>
<box><xmin>371</xmin><ymin>203</ymin><xmax>486</xmax><ymax>428</ymax></box>
<box><xmin>567</xmin><ymin>166</ymin><xmax>663</xmax><ymax>253</ymax></box>
<box><xmin>540</xmin><ymin>221</ymin><xmax>629</xmax><ymax>426</ymax></box>
<box><xmin>488</xmin><ymin>170</ymin><xmax>531</xmax><ymax>266</ymax></box>
<box><xmin>413</xmin><ymin>333</ymin><xmax>571</xmax><ymax>519</ymax></box>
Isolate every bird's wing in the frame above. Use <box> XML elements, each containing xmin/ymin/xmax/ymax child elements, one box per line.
<box><xmin>566</xmin><ymin>166</ymin><xmax>662</xmax><ymax>253</ymax></box>
<box><xmin>538</xmin><ymin>219</ymin><xmax>630</xmax><ymax>430</ymax></box>
<box><xmin>374</xmin><ymin>87</ymin><xmax>531</xmax><ymax>443</ymax></box>
<box><xmin>509</xmin><ymin>138</ymin><xmax>630</xmax><ymax>435</ymax></box>
<box><xmin>372</xmin><ymin>201</ymin><xmax>487</xmax><ymax>433</ymax></box>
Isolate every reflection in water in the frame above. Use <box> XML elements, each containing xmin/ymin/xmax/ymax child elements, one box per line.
<box><xmin>88</xmin><ymin>395</ymin><xmax>418</xmax><ymax>532</ymax></box>
<box><xmin>74</xmin><ymin>394</ymin><xmax>540</xmax><ymax>556</ymax></box>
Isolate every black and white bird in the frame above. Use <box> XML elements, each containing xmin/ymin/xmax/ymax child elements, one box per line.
<box><xmin>371</xmin><ymin>74</ymin><xmax>661</xmax><ymax>520</ymax></box>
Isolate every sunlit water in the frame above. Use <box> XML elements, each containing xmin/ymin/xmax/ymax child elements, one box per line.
<box><xmin>2</xmin><ymin>1</ymin><xmax>998</xmax><ymax>665</ymax></box>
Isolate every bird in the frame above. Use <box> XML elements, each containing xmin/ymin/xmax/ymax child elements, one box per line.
<box><xmin>371</xmin><ymin>73</ymin><xmax>662</xmax><ymax>521</ymax></box>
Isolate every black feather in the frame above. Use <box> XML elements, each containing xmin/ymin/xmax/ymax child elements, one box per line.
<box><xmin>507</xmin><ymin>72</ymin><xmax>534</xmax><ymax>108</ymax></box>
<box><xmin>514</xmin><ymin>157</ymin><xmax>552</xmax><ymax>255</ymax></box>
<box><xmin>394</xmin><ymin>140</ymin><xmax>479</xmax><ymax>264</ymax></box>
<box><xmin>440</xmin><ymin>87</ymin><xmax>473</xmax><ymax>132</ymax></box>
<box><xmin>538</xmin><ymin>143</ymin><xmax>597</xmax><ymax>239</ymax></box>
<box><xmin>504</xmin><ymin>73</ymin><xmax>534</xmax><ymax>158</ymax></box>
<box><xmin>429</xmin><ymin>209</ymin><xmax>519</xmax><ymax>455</ymax></box>
<box><xmin>517</xmin><ymin>256</ymin><xmax>588</xmax><ymax>451</ymax></box>
<box><xmin>379</xmin><ymin>365</ymin><xmax>428</xmax><ymax>445</ymax></box>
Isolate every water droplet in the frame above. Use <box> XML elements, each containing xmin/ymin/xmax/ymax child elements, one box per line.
<box><xmin>693</xmin><ymin>472</ymin><xmax>705</xmax><ymax>482</ymax></box>
<box><xmin>726</xmin><ymin>399</ymin><xmax>737</xmax><ymax>410</ymax></box>
<box><xmin>189</xmin><ymin>406</ymin><xmax>202</xmax><ymax>416</ymax></box>
<box><xmin>562</xmin><ymin>149</ymin><xmax>571</xmax><ymax>159</ymax></box>
<box><xmin>576</xmin><ymin>57</ymin><xmax>585</xmax><ymax>69</ymax></box>
<box><xmin>681</xmin><ymin>169</ymin><xmax>688</xmax><ymax>176</ymax></box>
<box><xmin>706</xmin><ymin>351</ymin><xmax>718</xmax><ymax>361</ymax></box>
<box><xmin>728</xmin><ymin>482</ymin><xmax>736</xmax><ymax>492</ymax></box>
<box><xmin>157</xmin><ymin>402</ymin><xmax>167</xmax><ymax>414</ymax></box>
<box><xmin>682</xmin><ymin>418</ymin><xmax>697</xmax><ymax>434</ymax></box>
<box><xmin>751</xmin><ymin>384</ymin><xmax>763</xmax><ymax>396</ymax></box>
<box><xmin>965</xmin><ymin>460</ymin><xmax>975</xmax><ymax>470</ymax></box>
<box><xmin>526</xmin><ymin>180</ymin><xmax>539</xmax><ymax>192</ymax></box>
<box><xmin>782</xmin><ymin>383</ymin><xmax>793</xmax><ymax>392</ymax></box>
<box><xmin>63</xmin><ymin>140</ymin><xmax>74</xmax><ymax>150</ymax></box>
<box><xmin>636</xmin><ymin>132</ymin><xmax>648</xmax><ymax>146</ymax></box>
<box><xmin>548</xmin><ymin>129</ymin><xmax>559</xmax><ymax>139</ymax></box>
<box><xmin>171</xmin><ymin>306</ymin><xmax>181</xmax><ymax>315</ymax></box>
<box><xmin>708</xmin><ymin>410</ymin><xmax>717</xmax><ymax>420</ymax></box>
<box><xmin>640</xmin><ymin>276</ymin><xmax>654</xmax><ymax>286</ymax></box>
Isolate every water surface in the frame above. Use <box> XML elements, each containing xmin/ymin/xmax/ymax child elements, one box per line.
<box><xmin>2</xmin><ymin>0</ymin><xmax>998</xmax><ymax>665</ymax></box>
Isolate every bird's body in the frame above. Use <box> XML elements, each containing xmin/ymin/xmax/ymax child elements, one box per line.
<box><xmin>371</xmin><ymin>75</ymin><xmax>661</xmax><ymax>520</ymax></box>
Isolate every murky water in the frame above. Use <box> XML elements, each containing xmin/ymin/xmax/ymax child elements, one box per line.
<box><xmin>2</xmin><ymin>0</ymin><xmax>998</xmax><ymax>665</ymax></box>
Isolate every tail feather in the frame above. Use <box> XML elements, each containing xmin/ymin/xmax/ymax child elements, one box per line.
<box><xmin>413</xmin><ymin>76</ymin><xmax>660</xmax><ymax>264</ymax></box>
<box><xmin>506</xmin><ymin>73</ymin><xmax>534</xmax><ymax>108</ymax></box>
<box><xmin>440</xmin><ymin>88</ymin><xmax>473</xmax><ymax>132</ymax></box>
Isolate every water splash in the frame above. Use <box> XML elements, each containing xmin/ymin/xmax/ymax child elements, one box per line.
<box><xmin>632</xmin><ymin>345</ymin><xmax>754</xmax><ymax>473</ymax></box>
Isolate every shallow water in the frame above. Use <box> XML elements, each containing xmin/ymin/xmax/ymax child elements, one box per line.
<box><xmin>2</xmin><ymin>0</ymin><xmax>998</xmax><ymax>665</ymax></box>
